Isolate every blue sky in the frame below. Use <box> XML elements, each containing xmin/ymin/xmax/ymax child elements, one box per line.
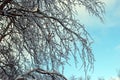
<box><xmin>64</xmin><ymin>0</ymin><xmax>120</xmax><ymax>79</ymax></box>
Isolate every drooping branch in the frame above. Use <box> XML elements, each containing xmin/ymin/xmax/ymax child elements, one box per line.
<box><xmin>18</xmin><ymin>68</ymin><xmax>67</xmax><ymax>80</ymax></box>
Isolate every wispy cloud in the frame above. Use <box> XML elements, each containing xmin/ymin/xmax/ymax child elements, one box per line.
<box><xmin>75</xmin><ymin>0</ymin><xmax>117</xmax><ymax>28</ymax></box>
<box><xmin>109</xmin><ymin>77</ymin><xmax>120</xmax><ymax>80</ymax></box>
<box><xmin>76</xmin><ymin>5</ymin><xmax>103</xmax><ymax>27</ymax></box>
<box><xmin>73</xmin><ymin>0</ymin><xmax>120</xmax><ymax>29</ymax></box>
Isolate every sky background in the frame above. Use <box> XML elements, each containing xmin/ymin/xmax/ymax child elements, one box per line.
<box><xmin>64</xmin><ymin>0</ymin><xmax>120</xmax><ymax>80</ymax></box>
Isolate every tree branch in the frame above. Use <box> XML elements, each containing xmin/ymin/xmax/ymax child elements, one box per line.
<box><xmin>22</xmin><ymin>68</ymin><xmax>67</xmax><ymax>80</ymax></box>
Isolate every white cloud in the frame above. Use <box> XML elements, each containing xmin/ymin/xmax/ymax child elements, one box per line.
<box><xmin>75</xmin><ymin>5</ymin><xmax>102</xmax><ymax>27</ymax></box>
<box><xmin>75</xmin><ymin>5</ymin><xmax>89</xmax><ymax>18</ymax></box>
<box><xmin>109</xmin><ymin>77</ymin><xmax>120</xmax><ymax>80</ymax></box>
<box><xmin>74</xmin><ymin>0</ymin><xmax>119</xmax><ymax>28</ymax></box>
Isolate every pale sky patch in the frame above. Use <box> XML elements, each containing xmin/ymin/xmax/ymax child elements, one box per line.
<box><xmin>113</xmin><ymin>4</ymin><xmax>120</xmax><ymax>17</ymax></box>
<box><xmin>114</xmin><ymin>10</ymin><xmax>120</xmax><ymax>17</ymax></box>
<box><xmin>115</xmin><ymin>44</ymin><xmax>120</xmax><ymax>51</ymax></box>
<box><xmin>101</xmin><ymin>0</ymin><xmax>116</xmax><ymax>8</ymax></box>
